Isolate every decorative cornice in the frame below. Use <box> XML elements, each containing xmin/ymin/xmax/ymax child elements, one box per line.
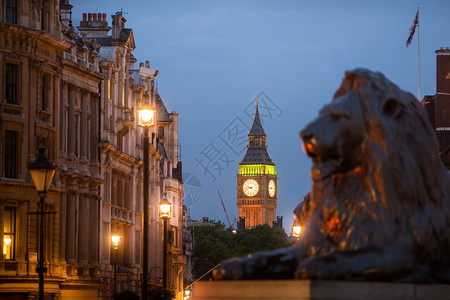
<box><xmin>0</xmin><ymin>23</ymin><xmax>71</xmax><ymax>51</ymax></box>
<box><xmin>99</xmin><ymin>141</ymin><xmax>161</xmax><ymax>167</ymax></box>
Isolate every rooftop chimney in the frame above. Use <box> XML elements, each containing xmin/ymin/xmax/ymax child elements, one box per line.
<box><xmin>77</xmin><ymin>12</ymin><xmax>111</xmax><ymax>37</ymax></box>
<box><xmin>111</xmin><ymin>12</ymin><xmax>127</xmax><ymax>39</ymax></box>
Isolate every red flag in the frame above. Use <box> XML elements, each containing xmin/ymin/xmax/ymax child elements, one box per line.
<box><xmin>406</xmin><ymin>8</ymin><xmax>419</xmax><ymax>47</ymax></box>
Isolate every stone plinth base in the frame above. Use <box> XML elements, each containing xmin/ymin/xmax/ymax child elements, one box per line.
<box><xmin>191</xmin><ymin>280</ymin><xmax>450</xmax><ymax>300</ymax></box>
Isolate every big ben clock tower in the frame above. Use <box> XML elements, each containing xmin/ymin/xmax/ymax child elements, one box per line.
<box><xmin>237</xmin><ymin>99</ymin><xmax>277</xmax><ymax>229</ymax></box>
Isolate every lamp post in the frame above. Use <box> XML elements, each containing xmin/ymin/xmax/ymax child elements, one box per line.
<box><xmin>28</xmin><ymin>145</ymin><xmax>56</xmax><ymax>300</ymax></box>
<box><xmin>111</xmin><ymin>235</ymin><xmax>121</xmax><ymax>299</ymax></box>
<box><xmin>158</xmin><ymin>198</ymin><xmax>172</xmax><ymax>290</ymax></box>
<box><xmin>138</xmin><ymin>106</ymin><xmax>155</xmax><ymax>300</ymax></box>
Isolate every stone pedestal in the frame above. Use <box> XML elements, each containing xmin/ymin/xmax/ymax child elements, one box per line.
<box><xmin>191</xmin><ymin>280</ymin><xmax>450</xmax><ymax>300</ymax></box>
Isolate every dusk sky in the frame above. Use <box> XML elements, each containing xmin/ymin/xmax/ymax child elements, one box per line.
<box><xmin>73</xmin><ymin>0</ymin><xmax>450</xmax><ymax>233</ymax></box>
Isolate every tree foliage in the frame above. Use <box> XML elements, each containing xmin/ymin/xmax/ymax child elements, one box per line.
<box><xmin>191</xmin><ymin>220</ymin><xmax>291</xmax><ymax>280</ymax></box>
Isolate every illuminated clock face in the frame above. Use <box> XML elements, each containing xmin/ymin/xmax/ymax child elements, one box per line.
<box><xmin>268</xmin><ymin>180</ymin><xmax>276</xmax><ymax>197</ymax></box>
<box><xmin>243</xmin><ymin>179</ymin><xmax>259</xmax><ymax>197</ymax></box>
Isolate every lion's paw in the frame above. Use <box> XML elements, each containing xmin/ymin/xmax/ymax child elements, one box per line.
<box><xmin>295</xmin><ymin>256</ymin><xmax>336</xmax><ymax>279</ymax></box>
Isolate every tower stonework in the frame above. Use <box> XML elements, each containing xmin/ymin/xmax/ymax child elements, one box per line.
<box><xmin>236</xmin><ymin>100</ymin><xmax>277</xmax><ymax>229</ymax></box>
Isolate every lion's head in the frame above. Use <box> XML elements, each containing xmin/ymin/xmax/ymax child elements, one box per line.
<box><xmin>300</xmin><ymin>69</ymin><xmax>442</xmax><ymax>186</ymax></box>
<box><xmin>300</xmin><ymin>91</ymin><xmax>366</xmax><ymax>181</ymax></box>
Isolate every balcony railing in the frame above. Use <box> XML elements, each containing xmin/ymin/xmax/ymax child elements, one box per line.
<box><xmin>111</xmin><ymin>206</ymin><xmax>134</xmax><ymax>224</ymax></box>
<box><xmin>63</xmin><ymin>52</ymin><xmax>99</xmax><ymax>72</ymax></box>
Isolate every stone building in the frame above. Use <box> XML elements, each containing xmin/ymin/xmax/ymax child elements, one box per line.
<box><xmin>236</xmin><ymin>101</ymin><xmax>280</xmax><ymax>229</ymax></box>
<box><xmin>423</xmin><ymin>47</ymin><xmax>450</xmax><ymax>169</ymax></box>
<box><xmin>0</xmin><ymin>1</ymin><xmax>185</xmax><ymax>299</ymax></box>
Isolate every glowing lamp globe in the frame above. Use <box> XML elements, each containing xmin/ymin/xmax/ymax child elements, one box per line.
<box><xmin>138</xmin><ymin>106</ymin><xmax>155</xmax><ymax>127</ymax></box>
<box><xmin>111</xmin><ymin>235</ymin><xmax>121</xmax><ymax>248</ymax></box>
<box><xmin>292</xmin><ymin>224</ymin><xmax>302</xmax><ymax>237</ymax></box>
<box><xmin>159</xmin><ymin>200</ymin><xmax>172</xmax><ymax>219</ymax></box>
<box><xmin>28</xmin><ymin>145</ymin><xmax>56</xmax><ymax>196</ymax></box>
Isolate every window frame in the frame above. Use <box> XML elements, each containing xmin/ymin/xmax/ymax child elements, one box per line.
<box><xmin>5</xmin><ymin>63</ymin><xmax>18</xmax><ymax>105</ymax></box>
<box><xmin>4</xmin><ymin>130</ymin><xmax>18</xmax><ymax>179</ymax></box>
<box><xmin>5</xmin><ymin>0</ymin><xmax>17</xmax><ymax>25</ymax></box>
<box><xmin>40</xmin><ymin>72</ymin><xmax>52</xmax><ymax>112</ymax></box>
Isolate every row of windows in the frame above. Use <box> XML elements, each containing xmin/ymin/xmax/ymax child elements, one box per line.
<box><xmin>248</xmin><ymin>138</ymin><xmax>265</xmax><ymax>148</ymax></box>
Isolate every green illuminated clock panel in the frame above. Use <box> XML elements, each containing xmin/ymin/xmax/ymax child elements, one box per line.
<box><xmin>238</xmin><ymin>164</ymin><xmax>277</xmax><ymax>176</ymax></box>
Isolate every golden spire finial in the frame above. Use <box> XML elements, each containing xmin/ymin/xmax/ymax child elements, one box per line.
<box><xmin>255</xmin><ymin>94</ymin><xmax>259</xmax><ymax>107</ymax></box>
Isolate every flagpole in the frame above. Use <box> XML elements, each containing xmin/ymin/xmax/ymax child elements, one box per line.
<box><xmin>417</xmin><ymin>7</ymin><xmax>421</xmax><ymax>101</ymax></box>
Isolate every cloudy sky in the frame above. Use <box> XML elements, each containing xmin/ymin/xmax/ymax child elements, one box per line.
<box><xmin>72</xmin><ymin>0</ymin><xmax>450</xmax><ymax>233</ymax></box>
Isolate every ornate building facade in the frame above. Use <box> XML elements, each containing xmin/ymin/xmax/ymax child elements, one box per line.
<box><xmin>0</xmin><ymin>1</ymin><xmax>185</xmax><ymax>299</ymax></box>
<box><xmin>236</xmin><ymin>101</ymin><xmax>278</xmax><ymax>229</ymax></box>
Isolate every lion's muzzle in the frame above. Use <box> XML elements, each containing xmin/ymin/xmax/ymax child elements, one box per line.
<box><xmin>300</xmin><ymin>116</ymin><xmax>344</xmax><ymax>181</ymax></box>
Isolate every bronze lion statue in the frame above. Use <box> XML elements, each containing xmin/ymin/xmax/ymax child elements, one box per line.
<box><xmin>215</xmin><ymin>69</ymin><xmax>450</xmax><ymax>282</ymax></box>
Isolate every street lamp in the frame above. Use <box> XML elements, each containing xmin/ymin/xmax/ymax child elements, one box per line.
<box><xmin>111</xmin><ymin>235</ymin><xmax>121</xmax><ymax>299</ymax></box>
<box><xmin>158</xmin><ymin>198</ymin><xmax>172</xmax><ymax>290</ymax></box>
<box><xmin>292</xmin><ymin>221</ymin><xmax>302</xmax><ymax>238</ymax></box>
<box><xmin>28</xmin><ymin>145</ymin><xmax>56</xmax><ymax>300</ymax></box>
<box><xmin>138</xmin><ymin>105</ymin><xmax>156</xmax><ymax>300</ymax></box>
<box><xmin>185</xmin><ymin>289</ymin><xmax>191</xmax><ymax>299</ymax></box>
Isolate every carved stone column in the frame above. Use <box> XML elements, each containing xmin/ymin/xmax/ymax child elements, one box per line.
<box><xmin>80</xmin><ymin>90</ymin><xmax>88</xmax><ymax>161</ymax></box>
<box><xmin>88</xmin><ymin>189</ymin><xmax>99</xmax><ymax>265</ymax></box>
<box><xmin>103</xmin><ymin>77</ymin><xmax>110</xmax><ymax>130</ymax></box>
<box><xmin>65</xmin><ymin>190</ymin><xmax>77</xmax><ymax>264</ymax></box>
<box><xmin>59</xmin><ymin>192</ymin><xmax>67</xmax><ymax>263</ymax></box>
<box><xmin>90</xmin><ymin>94</ymin><xmax>99</xmax><ymax>164</ymax></box>
<box><xmin>67</xmin><ymin>85</ymin><xmax>76</xmax><ymax>157</ymax></box>
<box><xmin>59</xmin><ymin>80</ymin><xmax>68</xmax><ymax>154</ymax></box>
<box><xmin>110</xmin><ymin>75</ymin><xmax>116</xmax><ymax>133</ymax></box>
<box><xmin>77</xmin><ymin>191</ymin><xmax>89</xmax><ymax>264</ymax></box>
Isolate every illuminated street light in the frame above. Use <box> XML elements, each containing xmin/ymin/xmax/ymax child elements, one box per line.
<box><xmin>159</xmin><ymin>198</ymin><xmax>172</xmax><ymax>290</ymax></box>
<box><xmin>111</xmin><ymin>235</ymin><xmax>121</xmax><ymax>248</ymax></box>
<box><xmin>185</xmin><ymin>289</ymin><xmax>191</xmax><ymax>299</ymax></box>
<box><xmin>159</xmin><ymin>199</ymin><xmax>172</xmax><ymax>219</ymax></box>
<box><xmin>28</xmin><ymin>145</ymin><xmax>56</xmax><ymax>300</ymax></box>
<box><xmin>292</xmin><ymin>222</ymin><xmax>302</xmax><ymax>238</ymax></box>
<box><xmin>138</xmin><ymin>106</ymin><xmax>155</xmax><ymax>127</ymax></box>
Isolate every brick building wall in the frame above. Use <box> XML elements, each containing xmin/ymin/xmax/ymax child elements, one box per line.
<box><xmin>424</xmin><ymin>47</ymin><xmax>450</xmax><ymax>169</ymax></box>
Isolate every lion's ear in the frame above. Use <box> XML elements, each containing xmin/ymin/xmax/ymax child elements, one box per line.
<box><xmin>383</xmin><ymin>98</ymin><xmax>403</xmax><ymax>119</ymax></box>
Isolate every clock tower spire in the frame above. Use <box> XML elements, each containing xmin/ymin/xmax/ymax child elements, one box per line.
<box><xmin>237</xmin><ymin>97</ymin><xmax>277</xmax><ymax>229</ymax></box>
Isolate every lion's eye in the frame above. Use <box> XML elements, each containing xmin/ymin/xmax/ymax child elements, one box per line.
<box><xmin>330</xmin><ymin>111</ymin><xmax>350</xmax><ymax>120</ymax></box>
